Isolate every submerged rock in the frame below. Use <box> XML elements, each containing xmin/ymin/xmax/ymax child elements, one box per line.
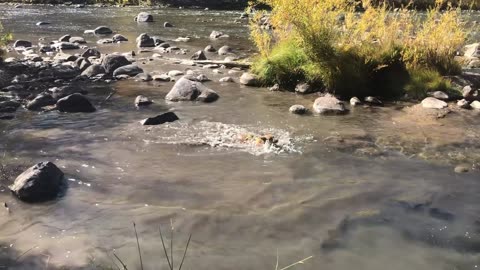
<box><xmin>313</xmin><ymin>94</ymin><xmax>348</xmax><ymax>115</ymax></box>
<box><xmin>26</xmin><ymin>93</ymin><xmax>56</xmax><ymax>111</ymax></box>
<box><xmin>421</xmin><ymin>97</ymin><xmax>448</xmax><ymax>109</ymax></box>
<box><xmin>94</xmin><ymin>26</ymin><xmax>113</xmax><ymax>35</ymax></box>
<box><xmin>164</xmin><ymin>22</ymin><xmax>173</xmax><ymax>27</ymax></box>
<box><xmin>166</xmin><ymin>76</ymin><xmax>219</xmax><ymax>103</ymax></box>
<box><xmin>141</xmin><ymin>112</ymin><xmax>179</xmax><ymax>125</ymax></box>
<box><xmin>219</xmin><ymin>76</ymin><xmax>234</xmax><ymax>83</ymax></box>
<box><xmin>210</xmin><ymin>31</ymin><xmax>228</xmax><ymax>39</ymax></box>
<box><xmin>57</xmin><ymin>93</ymin><xmax>96</xmax><ymax>113</ymax></box>
<box><xmin>9</xmin><ymin>161</ymin><xmax>64</xmax><ymax>202</ymax></box>
<box><xmin>135</xmin><ymin>95</ymin><xmax>153</xmax><ymax>107</ymax></box>
<box><xmin>113</xmin><ymin>64</ymin><xmax>143</xmax><ymax>77</ymax></box>
<box><xmin>135</xmin><ymin>12</ymin><xmax>154</xmax><ymax>22</ymax></box>
<box><xmin>289</xmin><ymin>105</ymin><xmax>308</xmax><ymax>115</ymax></box>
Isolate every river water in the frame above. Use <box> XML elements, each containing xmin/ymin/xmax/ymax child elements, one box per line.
<box><xmin>1</xmin><ymin>5</ymin><xmax>480</xmax><ymax>270</ymax></box>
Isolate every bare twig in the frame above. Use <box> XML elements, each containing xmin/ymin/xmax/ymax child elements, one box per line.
<box><xmin>113</xmin><ymin>252</ymin><xmax>128</xmax><ymax>270</ymax></box>
<box><xmin>133</xmin><ymin>222</ymin><xmax>144</xmax><ymax>270</ymax></box>
<box><xmin>275</xmin><ymin>249</ymin><xmax>279</xmax><ymax>270</ymax></box>
<box><xmin>108</xmin><ymin>253</ymin><xmax>121</xmax><ymax>270</ymax></box>
<box><xmin>170</xmin><ymin>220</ymin><xmax>174</xmax><ymax>270</ymax></box>
<box><xmin>278</xmin><ymin>256</ymin><xmax>313</xmax><ymax>270</ymax></box>
<box><xmin>14</xmin><ymin>246</ymin><xmax>36</xmax><ymax>262</ymax></box>
<box><xmin>159</xmin><ymin>225</ymin><xmax>173</xmax><ymax>270</ymax></box>
<box><xmin>178</xmin><ymin>233</ymin><xmax>192</xmax><ymax>270</ymax></box>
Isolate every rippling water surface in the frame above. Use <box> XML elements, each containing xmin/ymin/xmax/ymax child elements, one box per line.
<box><xmin>1</xmin><ymin>5</ymin><xmax>480</xmax><ymax>270</ymax></box>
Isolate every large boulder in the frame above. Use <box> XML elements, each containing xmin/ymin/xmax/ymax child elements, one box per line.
<box><xmin>81</xmin><ymin>64</ymin><xmax>106</xmax><ymax>77</ymax></box>
<box><xmin>101</xmin><ymin>54</ymin><xmax>131</xmax><ymax>75</ymax></box>
<box><xmin>13</xmin><ymin>40</ymin><xmax>32</xmax><ymax>48</ymax></box>
<box><xmin>136</xmin><ymin>33</ymin><xmax>155</xmax><ymax>48</ymax></box>
<box><xmin>239</xmin><ymin>72</ymin><xmax>260</xmax><ymax>86</ymax></box>
<box><xmin>135</xmin><ymin>12</ymin><xmax>154</xmax><ymax>22</ymax></box>
<box><xmin>165</xmin><ymin>76</ymin><xmax>219</xmax><ymax>103</ymax></box>
<box><xmin>421</xmin><ymin>97</ymin><xmax>448</xmax><ymax>109</ymax></box>
<box><xmin>57</xmin><ymin>93</ymin><xmax>96</xmax><ymax>113</ymax></box>
<box><xmin>94</xmin><ymin>26</ymin><xmax>113</xmax><ymax>35</ymax></box>
<box><xmin>26</xmin><ymin>93</ymin><xmax>56</xmax><ymax>110</ymax></box>
<box><xmin>9</xmin><ymin>162</ymin><xmax>64</xmax><ymax>202</ymax></box>
<box><xmin>312</xmin><ymin>94</ymin><xmax>348</xmax><ymax>115</ymax></box>
<box><xmin>113</xmin><ymin>64</ymin><xmax>143</xmax><ymax>77</ymax></box>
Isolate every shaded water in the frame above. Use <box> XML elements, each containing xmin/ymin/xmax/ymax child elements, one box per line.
<box><xmin>1</xmin><ymin>5</ymin><xmax>480</xmax><ymax>270</ymax></box>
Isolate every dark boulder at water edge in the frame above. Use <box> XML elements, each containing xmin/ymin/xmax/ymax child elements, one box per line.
<box><xmin>101</xmin><ymin>54</ymin><xmax>131</xmax><ymax>75</ymax></box>
<box><xmin>9</xmin><ymin>162</ymin><xmax>65</xmax><ymax>202</ymax></box>
<box><xmin>56</xmin><ymin>93</ymin><xmax>96</xmax><ymax>113</ymax></box>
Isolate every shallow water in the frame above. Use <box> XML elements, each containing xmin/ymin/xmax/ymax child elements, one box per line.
<box><xmin>1</xmin><ymin>5</ymin><xmax>480</xmax><ymax>270</ymax></box>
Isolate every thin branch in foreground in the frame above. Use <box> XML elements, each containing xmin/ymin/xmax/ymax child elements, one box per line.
<box><xmin>14</xmin><ymin>246</ymin><xmax>36</xmax><ymax>262</ymax></box>
<box><xmin>133</xmin><ymin>222</ymin><xmax>144</xmax><ymax>270</ymax></box>
<box><xmin>178</xmin><ymin>233</ymin><xmax>192</xmax><ymax>270</ymax></box>
<box><xmin>278</xmin><ymin>255</ymin><xmax>313</xmax><ymax>270</ymax></box>
<box><xmin>159</xmin><ymin>225</ymin><xmax>173</xmax><ymax>270</ymax></box>
<box><xmin>170</xmin><ymin>220</ymin><xmax>174</xmax><ymax>270</ymax></box>
<box><xmin>113</xmin><ymin>252</ymin><xmax>128</xmax><ymax>270</ymax></box>
<box><xmin>275</xmin><ymin>249</ymin><xmax>279</xmax><ymax>270</ymax></box>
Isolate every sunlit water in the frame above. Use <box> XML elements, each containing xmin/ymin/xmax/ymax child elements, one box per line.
<box><xmin>1</xmin><ymin>5</ymin><xmax>480</xmax><ymax>270</ymax></box>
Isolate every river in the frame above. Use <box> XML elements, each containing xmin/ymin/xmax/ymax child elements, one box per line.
<box><xmin>1</xmin><ymin>4</ymin><xmax>480</xmax><ymax>270</ymax></box>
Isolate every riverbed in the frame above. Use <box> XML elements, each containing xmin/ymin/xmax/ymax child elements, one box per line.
<box><xmin>1</xmin><ymin>5</ymin><xmax>480</xmax><ymax>270</ymax></box>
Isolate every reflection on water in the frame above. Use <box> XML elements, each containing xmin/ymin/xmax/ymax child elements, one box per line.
<box><xmin>0</xmin><ymin>4</ymin><xmax>480</xmax><ymax>270</ymax></box>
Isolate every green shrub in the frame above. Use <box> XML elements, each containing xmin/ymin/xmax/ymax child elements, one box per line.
<box><xmin>404</xmin><ymin>69</ymin><xmax>453</xmax><ymax>99</ymax></box>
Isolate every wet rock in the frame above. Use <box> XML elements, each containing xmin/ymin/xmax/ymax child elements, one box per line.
<box><xmin>364</xmin><ymin>96</ymin><xmax>383</xmax><ymax>106</ymax></box>
<box><xmin>313</xmin><ymin>94</ymin><xmax>348</xmax><ymax>115</ymax></box>
<box><xmin>295</xmin><ymin>83</ymin><xmax>314</xmax><ymax>94</ymax></box>
<box><xmin>462</xmin><ymin>85</ymin><xmax>478</xmax><ymax>101</ymax></box>
<box><xmin>269</xmin><ymin>84</ymin><xmax>280</xmax><ymax>91</ymax></box>
<box><xmin>135</xmin><ymin>12</ymin><xmax>153</xmax><ymax>22</ymax></box>
<box><xmin>218</xmin><ymin>45</ymin><xmax>232</xmax><ymax>55</ymax></box>
<box><xmin>471</xmin><ymin>100</ymin><xmax>480</xmax><ymax>109</ymax></box>
<box><xmin>112</xmin><ymin>34</ymin><xmax>128</xmax><ymax>42</ymax></box>
<box><xmin>26</xmin><ymin>93</ymin><xmax>56</xmax><ymax>111</ymax></box>
<box><xmin>219</xmin><ymin>76</ymin><xmax>234</xmax><ymax>83</ymax></box>
<box><xmin>36</xmin><ymin>22</ymin><xmax>50</xmax><ymax>26</ymax></box>
<box><xmin>289</xmin><ymin>105</ymin><xmax>308</xmax><ymax>115</ymax></box>
<box><xmin>94</xmin><ymin>26</ymin><xmax>113</xmax><ymax>35</ymax></box>
<box><xmin>134</xmin><ymin>73</ymin><xmax>152</xmax><ymax>82</ymax></box>
<box><xmin>421</xmin><ymin>97</ymin><xmax>448</xmax><ymax>109</ymax></box>
<box><xmin>81</xmin><ymin>64</ymin><xmax>105</xmax><ymax>78</ymax></box>
<box><xmin>457</xmin><ymin>99</ymin><xmax>470</xmax><ymax>109</ymax></box>
<box><xmin>153</xmin><ymin>74</ymin><xmax>171</xmax><ymax>81</ymax></box>
<box><xmin>69</xmin><ymin>37</ymin><xmax>86</xmax><ymax>44</ymax></box>
<box><xmin>136</xmin><ymin>33</ymin><xmax>155</xmax><ymax>48</ymax></box>
<box><xmin>0</xmin><ymin>114</ymin><xmax>14</xmax><ymax>120</ymax></box>
<box><xmin>97</xmin><ymin>38</ymin><xmax>113</xmax><ymax>44</ymax></box>
<box><xmin>59</xmin><ymin>34</ymin><xmax>71</xmax><ymax>42</ymax></box>
<box><xmin>164</xmin><ymin>22</ymin><xmax>173</xmax><ymax>27</ymax></box>
<box><xmin>39</xmin><ymin>45</ymin><xmax>54</xmax><ymax>53</ymax></box>
<box><xmin>454</xmin><ymin>164</ymin><xmax>470</xmax><ymax>173</ymax></box>
<box><xmin>430</xmin><ymin>91</ymin><xmax>449</xmax><ymax>101</ymax></box>
<box><xmin>40</xmin><ymin>66</ymin><xmax>79</xmax><ymax>80</ymax></box>
<box><xmin>81</xmin><ymin>48</ymin><xmax>101</xmax><ymax>59</ymax></box>
<box><xmin>51</xmin><ymin>42</ymin><xmax>80</xmax><ymax>50</ymax></box>
<box><xmin>57</xmin><ymin>93</ymin><xmax>96</xmax><ymax>113</ymax></box>
<box><xmin>75</xmin><ymin>57</ymin><xmax>91</xmax><ymax>72</ymax></box>
<box><xmin>54</xmin><ymin>52</ymin><xmax>77</xmax><ymax>62</ymax></box>
<box><xmin>135</xmin><ymin>95</ymin><xmax>153</xmax><ymax>107</ymax></box>
<box><xmin>168</xmin><ymin>70</ymin><xmax>184</xmax><ymax>77</ymax></box>
<box><xmin>157</xmin><ymin>42</ymin><xmax>170</xmax><ymax>49</ymax></box>
<box><xmin>166</xmin><ymin>76</ymin><xmax>219</xmax><ymax>103</ymax></box>
<box><xmin>0</xmin><ymin>101</ymin><xmax>21</xmax><ymax>113</ymax></box>
<box><xmin>239</xmin><ymin>72</ymin><xmax>260</xmax><ymax>86</ymax></box>
<box><xmin>101</xmin><ymin>54</ymin><xmax>131</xmax><ymax>75</ymax></box>
<box><xmin>174</xmin><ymin>36</ymin><xmax>191</xmax><ymax>42</ymax></box>
<box><xmin>210</xmin><ymin>31</ymin><xmax>228</xmax><ymax>39</ymax></box>
<box><xmin>112</xmin><ymin>64</ymin><xmax>143</xmax><ymax>77</ymax></box>
<box><xmin>141</xmin><ymin>112</ymin><xmax>179</xmax><ymax>125</ymax></box>
<box><xmin>350</xmin><ymin>97</ymin><xmax>361</xmax><ymax>106</ymax></box>
<box><xmin>9</xmin><ymin>161</ymin><xmax>64</xmax><ymax>202</ymax></box>
<box><xmin>49</xmin><ymin>86</ymin><xmax>87</xmax><ymax>100</ymax></box>
<box><xmin>13</xmin><ymin>40</ymin><xmax>32</xmax><ymax>48</ymax></box>
<box><xmin>205</xmin><ymin>45</ymin><xmax>216</xmax><ymax>52</ymax></box>
<box><xmin>191</xmin><ymin>50</ymin><xmax>207</xmax><ymax>60</ymax></box>
<box><xmin>196</xmin><ymin>74</ymin><xmax>210</xmax><ymax>82</ymax></box>
<box><xmin>166</xmin><ymin>46</ymin><xmax>180</xmax><ymax>53</ymax></box>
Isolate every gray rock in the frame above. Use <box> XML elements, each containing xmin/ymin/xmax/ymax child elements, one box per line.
<box><xmin>134</xmin><ymin>73</ymin><xmax>153</xmax><ymax>82</ymax></box>
<box><xmin>471</xmin><ymin>100</ymin><xmax>480</xmax><ymax>109</ymax></box>
<box><xmin>13</xmin><ymin>40</ymin><xmax>32</xmax><ymax>48</ymax></box>
<box><xmin>289</xmin><ymin>105</ymin><xmax>308</xmax><ymax>115</ymax></box>
<box><xmin>313</xmin><ymin>94</ymin><xmax>348</xmax><ymax>115</ymax></box>
<box><xmin>57</xmin><ymin>94</ymin><xmax>96</xmax><ymax>113</ymax></box>
<box><xmin>152</xmin><ymin>74</ymin><xmax>171</xmax><ymax>81</ymax></box>
<box><xmin>205</xmin><ymin>45</ymin><xmax>216</xmax><ymax>52</ymax></box>
<box><xmin>295</xmin><ymin>83</ymin><xmax>313</xmax><ymax>94</ymax></box>
<box><xmin>51</xmin><ymin>42</ymin><xmax>80</xmax><ymax>50</ymax></box>
<box><xmin>81</xmin><ymin>64</ymin><xmax>106</xmax><ymax>77</ymax></box>
<box><xmin>101</xmin><ymin>54</ymin><xmax>131</xmax><ymax>75</ymax></box>
<box><xmin>164</xmin><ymin>22</ymin><xmax>173</xmax><ymax>27</ymax></box>
<box><xmin>69</xmin><ymin>36</ymin><xmax>86</xmax><ymax>44</ymax></box>
<box><xmin>269</xmin><ymin>84</ymin><xmax>280</xmax><ymax>91</ymax></box>
<box><xmin>49</xmin><ymin>86</ymin><xmax>87</xmax><ymax>100</ymax></box>
<box><xmin>364</xmin><ymin>96</ymin><xmax>383</xmax><ymax>106</ymax></box>
<box><xmin>166</xmin><ymin>76</ymin><xmax>219</xmax><ymax>103</ymax></box>
<box><xmin>464</xmin><ymin>43</ymin><xmax>480</xmax><ymax>58</ymax></box>
<box><xmin>454</xmin><ymin>164</ymin><xmax>470</xmax><ymax>173</ymax></box>
<box><xmin>39</xmin><ymin>66</ymin><xmax>79</xmax><ymax>80</ymax></box>
<box><xmin>136</xmin><ymin>33</ymin><xmax>155</xmax><ymax>48</ymax></box>
<box><xmin>462</xmin><ymin>85</ymin><xmax>478</xmax><ymax>101</ymax></box>
<box><xmin>191</xmin><ymin>50</ymin><xmax>207</xmax><ymax>60</ymax></box>
<box><xmin>135</xmin><ymin>12</ymin><xmax>153</xmax><ymax>22</ymax></box>
<box><xmin>196</xmin><ymin>74</ymin><xmax>210</xmax><ymax>82</ymax></box>
<box><xmin>81</xmin><ymin>48</ymin><xmax>101</xmax><ymax>58</ymax></box>
<box><xmin>239</xmin><ymin>72</ymin><xmax>260</xmax><ymax>86</ymax></box>
<box><xmin>135</xmin><ymin>95</ymin><xmax>153</xmax><ymax>107</ymax></box>
<box><xmin>141</xmin><ymin>112</ymin><xmax>179</xmax><ymax>125</ymax></box>
<box><xmin>53</xmin><ymin>52</ymin><xmax>77</xmax><ymax>62</ymax></box>
<box><xmin>75</xmin><ymin>57</ymin><xmax>91</xmax><ymax>71</ymax></box>
<box><xmin>151</xmin><ymin>36</ymin><xmax>164</xmax><ymax>46</ymax></box>
<box><xmin>210</xmin><ymin>31</ymin><xmax>228</xmax><ymax>39</ymax></box>
<box><xmin>219</xmin><ymin>76</ymin><xmax>234</xmax><ymax>83</ymax></box>
<box><xmin>457</xmin><ymin>99</ymin><xmax>470</xmax><ymax>109</ymax></box>
<box><xmin>421</xmin><ymin>97</ymin><xmax>448</xmax><ymax>109</ymax></box>
<box><xmin>157</xmin><ymin>42</ymin><xmax>170</xmax><ymax>49</ymax></box>
<box><xmin>112</xmin><ymin>34</ymin><xmax>128</xmax><ymax>42</ymax></box>
<box><xmin>0</xmin><ymin>100</ymin><xmax>21</xmax><ymax>113</ymax></box>
<box><xmin>39</xmin><ymin>45</ymin><xmax>54</xmax><ymax>53</ymax></box>
<box><xmin>26</xmin><ymin>93</ymin><xmax>56</xmax><ymax>110</ymax></box>
<box><xmin>94</xmin><ymin>26</ymin><xmax>113</xmax><ymax>35</ymax></box>
<box><xmin>113</xmin><ymin>64</ymin><xmax>143</xmax><ymax>77</ymax></box>
<box><xmin>168</xmin><ymin>70</ymin><xmax>184</xmax><ymax>77</ymax></box>
<box><xmin>59</xmin><ymin>34</ymin><xmax>71</xmax><ymax>42</ymax></box>
<box><xmin>431</xmin><ymin>91</ymin><xmax>449</xmax><ymax>101</ymax></box>
<box><xmin>9</xmin><ymin>161</ymin><xmax>64</xmax><ymax>202</ymax></box>
<box><xmin>97</xmin><ymin>38</ymin><xmax>114</xmax><ymax>44</ymax></box>
<box><xmin>350</xmin><ymin>97</ymin><xmax>361</xmax><ymax>106</ymax></box>
<box><xmin>218</xmin><ymin>45</ymin><xmax>232</xmax><ymax>55</ymax></box>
